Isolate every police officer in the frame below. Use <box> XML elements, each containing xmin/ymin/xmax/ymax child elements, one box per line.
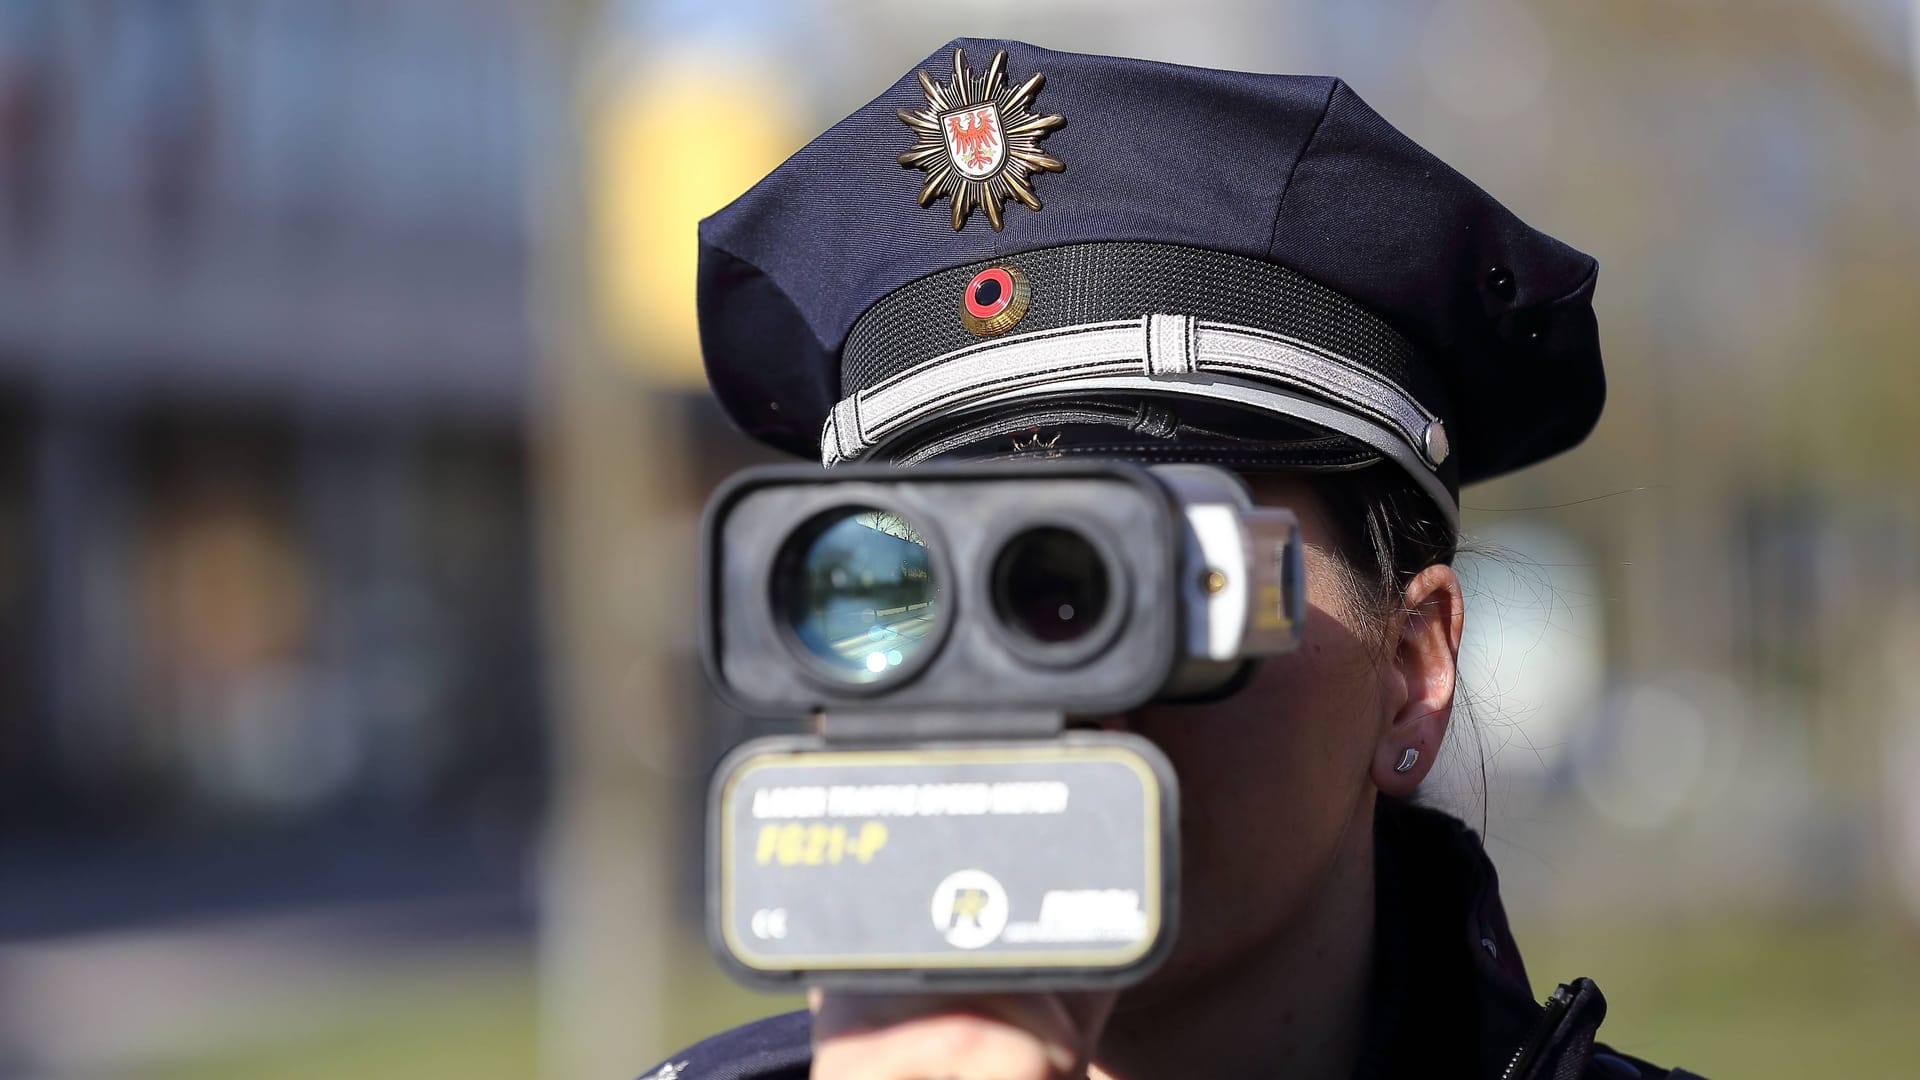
<box><xmin>648</xmin><ymin>38</ymin><xmax>1708</xmax><ymax>1080</ymax></box>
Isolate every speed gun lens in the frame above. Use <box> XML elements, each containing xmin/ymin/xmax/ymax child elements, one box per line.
<box><xmin>991</xmin><ymin>527</ymin><xmax>1110</xmax><ymax>645</ymax></box>
<box><xmin>778</xmin><ymin>507</ymin><xmax>939</xmax><ymax>684</ymax></box>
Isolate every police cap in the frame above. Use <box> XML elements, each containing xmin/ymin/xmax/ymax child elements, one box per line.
<box><xmin>697</xmin><ymin>38</ymin><xmax>1604</xmax><ymax>529</ymax></box>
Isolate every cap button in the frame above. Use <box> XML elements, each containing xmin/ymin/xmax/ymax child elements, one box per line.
<box><xmin>1485</xmin><ymin>265</ymin><xmax>1517</xmax><ymax>302</ymax></box>
<box><xmin>1423</xmin><ymin>420</ymin><xmax>1450</xmax><ymax>466</ymax></box>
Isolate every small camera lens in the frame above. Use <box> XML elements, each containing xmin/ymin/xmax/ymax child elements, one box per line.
<box><xmin>991</xmin><ymin>527</ymin><xmax>1110</xmax><ymax>645</ymax></box>
<box><xmin>778</xmin><ymin>507</ymin><xmax>939</xmax><ymax>684</ymax></box>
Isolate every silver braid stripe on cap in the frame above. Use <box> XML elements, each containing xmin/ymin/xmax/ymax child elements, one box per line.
<box><xmin>819</xmin><ymin>314</ymin><xmax>1453</xmax><ymax>523</ymax></box>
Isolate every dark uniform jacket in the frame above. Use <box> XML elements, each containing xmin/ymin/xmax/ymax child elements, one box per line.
<box><xmin>639</xmin><ymin>800</ymin><xmax>1707</xmax><ymax>1080</ymax></box>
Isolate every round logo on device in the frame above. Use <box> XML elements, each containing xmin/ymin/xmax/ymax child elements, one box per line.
<box><xmin>930</xmin><ymin>869</ymin><xmax>1009</xmax><ymax>949</ymax></box>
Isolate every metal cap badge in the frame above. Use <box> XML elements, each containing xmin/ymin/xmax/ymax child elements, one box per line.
<box><xmin>898</xmin><ymin>48</ymin><xmax>1065</xmax><ymax>231</ymax></box>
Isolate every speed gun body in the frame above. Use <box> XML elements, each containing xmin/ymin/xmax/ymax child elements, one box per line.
<box><xmin>702</xmin><ymin>462</ymin><xmax>1304</xmax><ymax>990</ymax></box>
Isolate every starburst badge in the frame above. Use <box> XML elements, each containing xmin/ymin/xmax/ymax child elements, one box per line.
<box><xmin>898</xmin><ymin>48</ymin><xmax>1065</xmax><ymax>231</ymax></box>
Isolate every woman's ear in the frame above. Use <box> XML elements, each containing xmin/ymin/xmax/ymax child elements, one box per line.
<box><xmin>1371</xmin><ymin>563</ymin><xmax>1464</xmax><ymax>794</ymax></box>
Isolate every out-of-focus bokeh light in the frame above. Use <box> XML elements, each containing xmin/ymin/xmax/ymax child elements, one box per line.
<box><xmin>590</xmin><ymin>52</ymin><xmax>803</xmax><ymax>379</ymax></box>
<box><xmin>1450</xmin><ymin>521</ymin><xmax>1604</xmax><ymax>783</ymax></box>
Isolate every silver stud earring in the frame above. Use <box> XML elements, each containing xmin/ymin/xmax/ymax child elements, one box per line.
<box><xmin>1394</xmin><ymin>748</ymin><xmax>1419</xmax><ymax>773</ymax></box>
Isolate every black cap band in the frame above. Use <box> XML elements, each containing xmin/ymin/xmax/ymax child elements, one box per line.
<box><xmin>826</xmin><ymin>242</ymin><xmax>1461</xmax><ymax>524</ymax></box>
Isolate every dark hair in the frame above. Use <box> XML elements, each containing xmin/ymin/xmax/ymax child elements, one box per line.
<box><xmin>1305</xmin><ymin>467</ymin><xmax>1459</xmax><ymax>638</ymax></box>
<box><xmin>1304</xmin><ymin>466</ymin><xmax>1492</xmax><ymax>826</ymax></box>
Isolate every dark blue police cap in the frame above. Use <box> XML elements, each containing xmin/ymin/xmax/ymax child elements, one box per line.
<box><xmin>697</xmin><ymin>38</ymin><xmax>1604</xmax><ymax>529</ymax></box>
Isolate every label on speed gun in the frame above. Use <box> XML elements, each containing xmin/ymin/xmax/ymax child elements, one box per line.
<box><xmin>708</xmin><ymin>733</ymin><xmax>1178</xmax><ymax>990</ymax></box>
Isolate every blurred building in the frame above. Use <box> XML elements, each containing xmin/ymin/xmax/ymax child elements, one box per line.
<box><xmin>0</xmin><ymin>1</ymin><xmax>543</xmax><ymax>878</ymax></box>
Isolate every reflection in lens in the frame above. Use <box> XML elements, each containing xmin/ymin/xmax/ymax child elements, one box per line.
<box><xmin>992</xmin><ymin>527</ymin><xmax>1109</xmax><ymax>645</ymax></box>
<box><xmin>783</xmin><ymin>507</ymin><xmax>939</xmax><ymax>683</ymax></box>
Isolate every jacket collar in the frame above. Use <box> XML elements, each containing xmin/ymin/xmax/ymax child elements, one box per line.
<box><xmin>1355</xmin><ymin>798</ymin><xmax>1608</xmax><ymax>1080</ymax></box>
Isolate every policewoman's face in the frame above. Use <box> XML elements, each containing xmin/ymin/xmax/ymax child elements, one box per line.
<box><xmin>1101</xmin><ymin>474</ymin><xmax>1417</xmax><ymax>1005</ymax></box>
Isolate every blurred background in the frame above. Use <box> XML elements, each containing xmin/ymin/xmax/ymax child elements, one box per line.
<box><xmin>0</xmin><ymin>1</ymin><xmax>1916</xmax><ymax>1077</ymax></box>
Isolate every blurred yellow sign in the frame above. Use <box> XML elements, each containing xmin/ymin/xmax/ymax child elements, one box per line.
<box><xmin>590</xmin><ymin>56</ymin><xmax>803</xmax><ymax>384</ymax></box>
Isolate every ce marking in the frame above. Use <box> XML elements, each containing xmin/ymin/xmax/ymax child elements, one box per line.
<box><xmin>750</xmin><ymin>907</ymin><xmax>789</xmax><ymax>940</ymax></box>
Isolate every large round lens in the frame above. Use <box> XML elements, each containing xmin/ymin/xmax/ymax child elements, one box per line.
<box><xmin>781</xmin><ymin>507</ymin><xmax>940</xmax><ymax>684</ymax></box>
<box><xmin>991</xmin><ymin>527</ymin><xmax>1110</xmax><ymax>645</ymax></box>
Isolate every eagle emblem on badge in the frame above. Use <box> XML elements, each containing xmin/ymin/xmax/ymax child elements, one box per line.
<box><xmin>899</xmin><ymin>48</ymin><xmax>1065</xmax><ymax>231</ymax></box>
